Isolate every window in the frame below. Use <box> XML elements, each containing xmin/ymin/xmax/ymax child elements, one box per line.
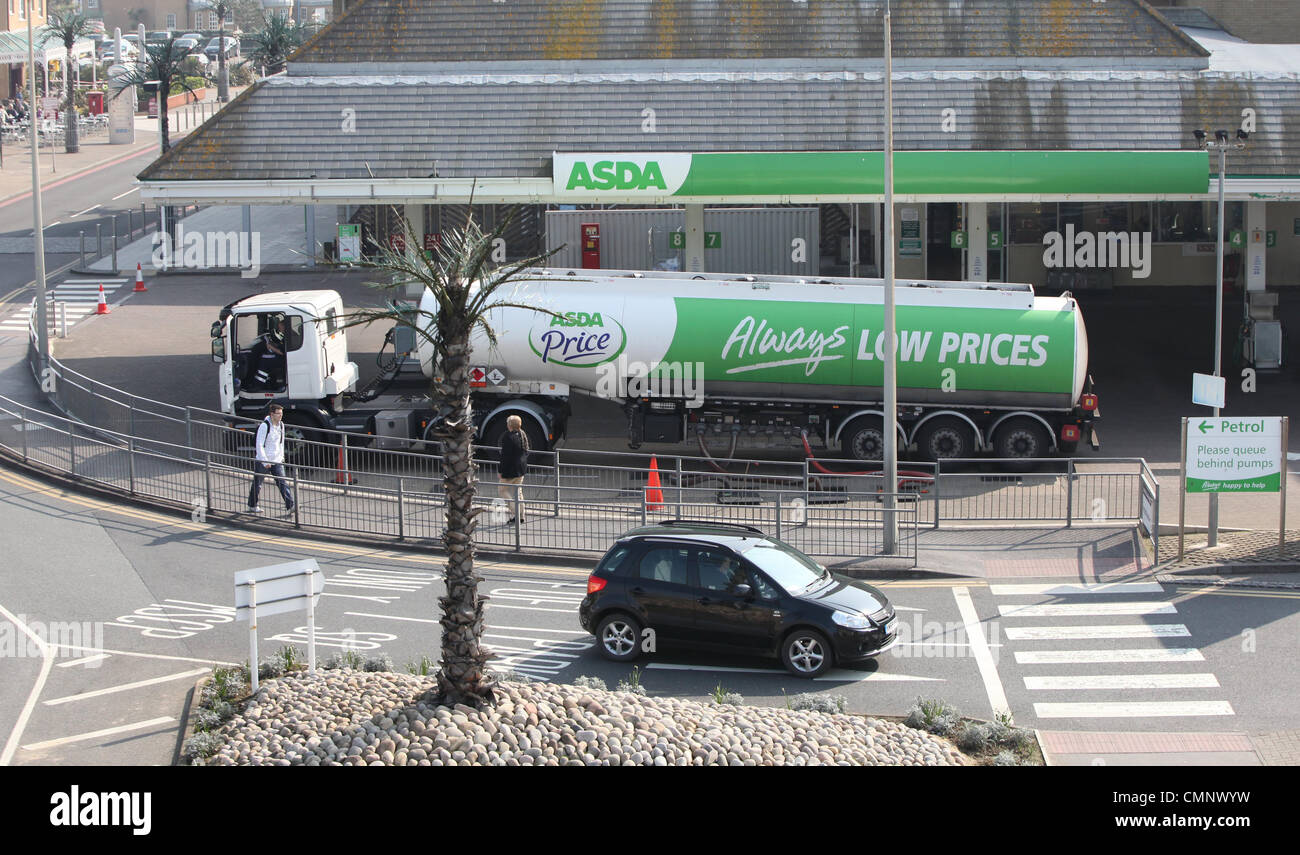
<box><xmin>167</xmin><ymin>13</ymin><xmax>176</xmax><ymax>29</ymax></box>
<box><xmin>283</xmin><ymin>316</ymin><xmax>303</xmax><ymax>352</ymax></box>
<box><xmin>695</xmin><ymin>549</ymin><xmax>746</xmax><ymax>592</ymax></box>
<box><xmin>210</xmin><ymin>11</ymin><xmax>218</xmax><ymax>29</ymax></box>
<box><xmin>86</xmin><ymin>0</ymin><xmax>97</xmax><ymax>7</ymax></box>
<box><xmin>1155</xmin><ymin>201</ymin><xmax>1243</xmax><ymax>243</ymax></box>
<box><xmin>325</xmin><ymin>308</ymin><xmax>338</xmax><ymax>335</ymax></box>
<box><xmin>1008</xmin><ymin>202</ymin><xmax>1057</xmax><ymax>245</ymax></box>
<box><xmin>596</xmin><ymin>545</ymin><xmax>633</xmax><ymax>576</ymax></box>
<box><xmin>637</xmin><ymin>547</ymin><xmax>689</xmax><ymax>586</ymax></box>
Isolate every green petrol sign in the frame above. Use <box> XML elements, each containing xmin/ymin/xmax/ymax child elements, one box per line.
<box><xmin>1185</xmin><ymin>417</ymin><xmax>1283</xmax><ymax>493</ymax></box>
<box><xmin>553</xmin><ymin>151</ymin><xmax>1209</xmax><ymax>199</ymax></box>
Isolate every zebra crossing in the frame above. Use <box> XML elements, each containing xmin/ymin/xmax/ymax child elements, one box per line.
<box><xmin>0</xmin><ymin>279</ymin><xmax>129</xmax><ymax>334</ymax></box>
<box><xmin>994</xmin><ymin>580</ymin><xmax>1235</xmax><ymax>721</ymax></box>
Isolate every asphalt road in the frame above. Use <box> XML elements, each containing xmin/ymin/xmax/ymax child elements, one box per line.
<box><xmin>2</xmin><ymin>463</ymin><xmax>1296</xmax><ymax>766</ymax></box>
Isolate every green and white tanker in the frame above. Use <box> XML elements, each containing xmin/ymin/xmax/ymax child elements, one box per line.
<box><xmin>416</xmin><ymin>269</ymin><xmax>1099</xmax><ymax>460</ymax></box>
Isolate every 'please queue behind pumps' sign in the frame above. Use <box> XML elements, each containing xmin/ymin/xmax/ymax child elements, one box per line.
<box><xmin>1185</xmin><ymin>417</ymin><xmax>1284</xmax><ymax>493</ymax></box>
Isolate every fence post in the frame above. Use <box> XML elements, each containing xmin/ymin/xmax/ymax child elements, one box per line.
<box><xmin>1065</xmin><ymin>458</ymin><xmax>1075</xmax><ymax>528</ymax></box>
<box><xmin>932</xmin><ymin>459</ymin><xmax>941</xmax><ymax>530</ymax></box>
<box><xmin>397</xmin><ymin>476</ymin><xmax>405</xmax><ymax>540</ymax></box>
<box><xmin>79</xmin><ymin>230</ymin><xmax>85</xmax><ymax>268</ymax></box>
<box><xmin>292</xmin><ymin>466</ymin><xmax>301</xmax><ymax>528</ymax></box>
<box><xmin>127</xmin><ymin>209</ymin><xmax>133</xmax><ymax>239</ymax></box>
<box><xmin>141</xmin><ymin>203</ymin><xmax>147</xmax><ymax>235</ymax></box>
<box><xmin>675</xmin><ymin>456</ymin><xmax>683</xmax><ymax>515</ymax></box>
<box><xmin>204</xmin><ymin>451</ymin><xmax>212</xmax><ymax>515</ymax></box>
<box><xmin>20</xmin><ymin>410</ymin><xmax>28</xmax><ymax>462</ymax></box>
<box><xmin>69</xmin><ymin>427</ymin><xmax>76</xmax><ymax>476</ymax></box>
<box><xmin>185</xmin><ymin>407</ymin><xmax>195</xmax><ymax>461</ymax></box>
<box><xmin>641</xmin><ymin>491</ymin><xmax>648</xmax><ymax>526</ymax></box>
<box><xmin>776</xmin><ymin>492</ymin><xmax>782</xmax><ymax>541</ymax></box>
<box><xmin>513</xmin><ymin>494</ymin><xmax>521</xmax><ymax>552</ymax></box>
<box><xmin>96</xmin><ymin>222</ymin><xmax>102</xmax><ymax>258</ymax></box>
<box><xmin>111</xmin><ymin>215</ymin><xmax>118</xmax><ymax>271</ymax></box>
<box><xmin>59</xmin><ymin>301</ymin><xmax>66</xmax><ymax>339</ymax></box>
<box><xmin>128</xmin><ymin>436</ymin><xmax>136</xmax><ymax>495</ymax></box>
<box><xmin>129</xmin><ymin>398</ymin><xmax>136</xmax><ymax>437</ymax></box>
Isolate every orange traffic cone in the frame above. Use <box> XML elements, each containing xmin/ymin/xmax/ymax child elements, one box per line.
<box><xmin>333</xmin><ymin>443</ymin><xmax>357</xmax><ymax>485</ymax></box>
<box><xmin>95</xmin><ymin>283</ymin><xmax>110</xmax><ymax>315</ymax></box>
<box><xmin>133</xmin><ymin>262</ymin><xmax>147</xmax><ymax>292</ymax></box>
<box><xmin>645</xmin><ymin>455</ymin><xmax>664</xmax><ymax>511</ymax></box>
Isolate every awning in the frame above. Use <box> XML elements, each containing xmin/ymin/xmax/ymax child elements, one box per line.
<box><xmin>0</xmin><ymin>28</ymin><xmax>97</xmax><ymax>65</ymax></box>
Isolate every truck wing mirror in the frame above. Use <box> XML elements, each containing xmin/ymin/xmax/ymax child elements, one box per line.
<box><xmin>210</xmin><ymin>320</ymin><xmax>223</xmax><ymax>338</ymax></box>
<box><xmin>211</xmin><ymin>336</ymin><xmax>226</xmax><ymax>364</ymax></box>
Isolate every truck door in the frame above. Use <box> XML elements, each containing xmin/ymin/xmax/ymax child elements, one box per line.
<box><xmin>281</xmin><ymin>314</ymin><xmax>309</xmax><ymax>395</ymax></box>
<box><xmin>212</xmin><ymin>318</ymin><xmax>234</xmax><ymax>413</ymax></box>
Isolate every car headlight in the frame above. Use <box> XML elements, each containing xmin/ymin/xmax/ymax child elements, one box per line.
<box><xmin>831</xmin><ymin>610</ymin><xmax>872</xmax><ymax>630</ymax></box>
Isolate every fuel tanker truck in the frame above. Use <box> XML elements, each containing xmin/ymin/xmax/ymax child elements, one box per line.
<box><xmin>209</xmin><ymin>268</ymin><xmax>1099</xmax><ymax>460</ymax></box>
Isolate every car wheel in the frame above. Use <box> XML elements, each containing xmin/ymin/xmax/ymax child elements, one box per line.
<box><xmin>595</xmin><ymin>613</ymin><xmax>642</xmax><ymax>663</ymax></box>
<box><xmin>781</xmin><ymin>628</ymin><xmax>833</xmax><ymax>678</ymax></box>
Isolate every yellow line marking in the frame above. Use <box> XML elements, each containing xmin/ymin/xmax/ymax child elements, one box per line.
<box><xmin>1173</xmin><ymin>585</ymin><xmax>1300</xmax><ymax>600</ymax></box>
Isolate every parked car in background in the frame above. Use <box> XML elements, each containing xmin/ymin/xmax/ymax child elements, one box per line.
<box><xmin>204</xmin><ymin>37</ymin><xmax>239</xmax><ymax>60</ymax></box>
<box><xmin>579</xmin><ymin>521</ymin><xmax>900</xmax><ymax>677</ymax></box>
<box><xmin>174</xmin><ymin>37</ymin><xmax>200</xmax><ymax>54</ymax></box>
<box><xmin>181</xmin><ymin>33</ymin><xmax>204</xmax><ymax>42</ymax></box>
<box><xmin>147</xmin><ymin>31</ymin><xmax>172</xmax><ymax>42</ymax></box>
<box><xmin>100</xmin><ymin>42</ymin><xmax>139</xmax><ymax>63</ymax></box>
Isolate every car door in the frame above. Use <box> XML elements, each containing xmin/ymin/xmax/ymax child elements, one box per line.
<box><xmin>690</xmin><ymin>548</ymin><xmax>782</xmax><ymax>653</ymax></box>
<box><xmin>625</xmin><ymin>543</ymin><xmax>696</xmax><ymax>643</ymax></box>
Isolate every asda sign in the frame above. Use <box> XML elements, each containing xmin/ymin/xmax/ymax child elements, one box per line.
<box><xmin>528</xmin><ymin>310</ymin><xmax>628</xmax><ymax>367</ymax></box>
<box><xmin>553</xmin><ymin>151</ymin><xmax>1208</xmax><ymax>199</ymax></box>
<box><xmin>555</xmin><ymin>154</ymin><xmax>692</xmax><ymax>197</ymax></box>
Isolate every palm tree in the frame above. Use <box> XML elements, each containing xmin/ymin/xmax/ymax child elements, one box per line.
<box><xmin>214</xmin><ymin>1</ymin><xmax>232</xmax><ymax>102</ymax></box>
<box><xmin>245</xmin><ymin>12</ymin><xmax>308</xmax><ymax>76</ymax></box>
<box><xmin>335</xmin><ymin>208</ymin><xmax>559</xmax><ymax>707</ymax></box>
<box><xmin>109</xmin><ymin>38</ymin><xmax>200</xmax><ymax>153</ymax></box>
<box><xmin>41</xmin><ymin>4</ymin><xmax>96</xmax><ymax>154</ymax></box>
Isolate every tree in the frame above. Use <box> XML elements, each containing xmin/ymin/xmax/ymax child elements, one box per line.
<box><xmin>245</xmin><ymin>12</ymin><xmax>309</xmax><ymax>76</ymax></box>
<box><xmin>128</xmin><ymin>8</ymin><xmax>149</xmax><ymax>28</ymax></box>
<box><xmin>229</xmin><ymin>0</ymin><xmax>267</xmax><ymax>33</ymax></box>
<box><xmin>194</xmin><ymin>1</ymin><xmax>233</xmax><ymax>101</ymax></box>
<box><xmin>109</xmin><ymin>38</ymin><xmax>200</xmax><ymax>153</ymax></box>
<box><xmin>335</xmin><ymin>208</ymin><xmax>558</xmax><ymax>707</ymax></box>
<box><xmin>41</xmin><ymin>4</ymin><xmax>97</xmax><ymax>154</ymax></box>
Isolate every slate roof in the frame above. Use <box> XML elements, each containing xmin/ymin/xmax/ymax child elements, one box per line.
<box><xmin>1152</xmin><ymin>6</ymin><xmax>1230</xmax><ymax>33</ymax></box>
<box><xmin>140</xmin><ymin>71</ymin><xmax>1300</xmax><ymax>181</ymax></box>
<box><xmin>290</xmin><ymin>0</ymin><xmax>1208</xmax><ymax>65</ymax></box>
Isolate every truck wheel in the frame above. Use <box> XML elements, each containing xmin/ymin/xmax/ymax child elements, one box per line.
<box><xmin>840</xmin><ymin>416</ymin><xmax>886</xmax><ymax>461</ymax></box>
<box><xmin>283</xmin><ymin>412</ymin><xmax>331</xmax><ymax>470</ymax></box>
<box><xmin>915</xmin><ymin>417</ymin><xmax>976</xmax><ymax>461</ymax></box>
<box><xmin>992</xmin><ymin>418</ymin><xmax>1051</xmax><ymax>460</ymax></box>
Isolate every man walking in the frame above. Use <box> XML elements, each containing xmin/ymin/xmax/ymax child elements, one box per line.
<box><xmin>498</xmin><ymin>415</ymin><xmax>530</xmax><ymax>523</ymax></box>
<box><xmin>248</xmin><ymin>404</ymin><xmax>295</xmax><ymax>514</ymax></box>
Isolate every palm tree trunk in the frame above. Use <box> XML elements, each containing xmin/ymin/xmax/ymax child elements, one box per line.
<box><xmin>434</xmin><ymin>332</ymin><xmax>495</xmax><ymax>707</ymax></box>
<box><xmin>217</xmin><ymin>17</ymin><xmax>229</xmax><ymax>102</ymax></box>
<box><xmin>160</xmin><ymin>89</ymin><xmax>170</xmax><ymax>153</ymax></box>
<box><xmin>64</xmin><ymin>46</ymin><xmax>80</xmax><ymax>154</ymax></box>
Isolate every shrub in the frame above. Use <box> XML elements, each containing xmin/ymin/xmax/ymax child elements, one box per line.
<box><xmin>324</xmin><ymin>650</ymin><xmax>366</xmax><ymax>670</ymax></box>
<box><xmin>184</xmin><ymin>731</ymin><xmax>222</xmax><ymax>761</ymax></box>
<box><xmin>955</xmin><ymin>723</ymin><xmax>990</xmax><ymax>753</ymax></box>
<box><xmin>572</xmin><ymin>675</ymin><xmax>607</xmax><ymax>692</ymax></box>
<box><xmin>904</xmin><ymin>696</ymin><xmax>959</xmax><ymax>734</ymax></box>
<box><xmin>984</xmin><ymin>721</ymin><xmax>1011</xmax><ymax>745</ymax></box>
<box><xmin>786</xmin><ymin>693</ymin><xmax>848</xmax><ymax>714</ymax></box>
<box><xmin>993</xmin><ymin>750</ymin><xmax>1020</xmax><ymax>766</ymax></box>
<box><xmin>616</xmin><ymin>666</ymin><xmax>646</xmax><ymax>696</ymax></box>
<box><xmin>257</xmin><ymin>657</ymin><xmax>284</xmax><ymax>680</ymax></box>
<box><xmin>363</xmin><ymin>654</ymin><xmax>393</xmax><ymax>672</ymax></box>
<box><xmin>229</xmin><ymin>62</ymin><xmax>255</xmax><ymax>86</ymax></box>
<box><xmin>711</xmin><ymin>683</ymin><xmax>744</xmax><ymax>706</ymax></box>
<box><xmin>405</xmin><ymin>655</ymin><xmax>435</xmax><ymax>676</ymax></box>
<box><xmin>192</xmin><ymin>708</ymin><xmax>223</xmax><ymax>732</ymax></box>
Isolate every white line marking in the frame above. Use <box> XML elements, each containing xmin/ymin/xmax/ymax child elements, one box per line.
<box><xmin>643</xmin><ymin>662</ymin><xmax>943</xmax><ymax>681</ymax></box>
<box><xmin>485</xmin><ymin>604</ymin><xmax>576</xmax><ymax>614</ymax></box>
<box><xmin>998</xmin><ymin>602</ymin><xmax>1177</xmax><ymax>617</ymax></box>
<box><xmin>111</xmin><ymin>188</ymin><xmax>139</xmax><ymax>200</ymax></box>
<box><xmin>45</xmin><ymin>221</ymin><xmax>61</xmax><ymax>229</ymax></box>
<box><xmin>344</xmin><ymin>611</ymin><xmax>435</xmax><ymax>623</ymax></box>
<box><xmin>486</xmin><ymin>624</ymin><xmax>589</xmax><ymax>635</ymax></box>
<box><xmin>44</xmin><ymin>643</ymin><xmax>236</xmax><ymax>667</ymax></box>
<box><xmin>1032</xmin><ymin>701</ymin><xmax>1234</xmax><ymax>719</ymax></box>
<box><xmin>62</xmin><ymin>279</ymin><xmax>128</xmax><ymax>284</ymax></box>
<box><xmin>990</xmin><ymin>582</ymin><xmax>1165</xmax><ymax>596</ymax></box>
<box><xmin>0</xmin><ymin>604</ymin><xmax>55</xmax><ymax>766</ymax></box>
<box><xmin>71</xmin><ymin>205</ymin><xmax>101</xmax><ymax>217</ymax></box>
<box><xmin>22</xmin><ymin>717</ymin><xmax>176</xmax><ymax>751</ymax></box>
<box><xmin>1004</xmin><ymin>624</ymin><xmax>1190</xmax><ymax>640</ymax></box>
<box><xmin>1024</xmin><ymin>673</ymin><xmax>1221</xmax><ymax>690</ymax></box>
<box><xmin>57</xmin><ymin>654</ymin><xmax>110</xmax><ymax>668</ymax></box>
<box><xmin>42</xmin><ymin>668</ymin><xmax>210</xmax><ymax>706</ymax></box>
<box><xmin>894</xmin><ymin>642</ymin><xmax>1004</xmax><ymax>647</ymax></box>
<box><xmin>506</xmin><ymin>579</ymin><xmax>586</xmax><ymax>587</ymax></box>
<box><xmin>952</xmin><ymin>586</ymin><xmax>1010</xmax><ymax>719</ymax></box>
<box><xmin>1015</xmin><ymin>648</ymin><xmax>1204</xmax><ymax>664</ymax></box>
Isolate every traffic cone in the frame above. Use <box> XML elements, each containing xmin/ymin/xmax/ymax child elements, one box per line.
<box><xmin>333</xmin><ymin>443</ymin><xmax>357</xmax><ymax>485</ymax></box>
<box><xmin>95</xmin><ymin>283</ymin><xmax>110</xmax><ymax>315</ymax></box>
<box><xmin>133</xmin><ymin>262</ymin><xmax>147</xmax><ymax>292</ymax></box>
<box><xmin>645</xmin><ymin>455</ymin><xmax>664</xmax><ymax>511</ymax></box>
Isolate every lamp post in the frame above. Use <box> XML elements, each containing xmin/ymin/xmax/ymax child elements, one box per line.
<box><xmin>1192</xmin><ymin>127</ymin><xmax>1248</xmax><ymax>548</ymax></box>
<box><xmin>882</xmin><ymin>0</ymin><xmax>898</xmax><ymax>553</ymax></box>
<box><xmin>28</xmin><ymin>1</ymin><xmax>50</xmax><ymax>378</ymax></box>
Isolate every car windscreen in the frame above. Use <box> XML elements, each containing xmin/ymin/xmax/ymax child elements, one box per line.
<box><xmin>739</xmin><ymin>541</ymin><xmax>829</xmax><ymax>595</ymax></box>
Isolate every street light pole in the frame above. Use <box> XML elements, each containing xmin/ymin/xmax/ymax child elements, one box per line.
<box><xmin>882</xmin><ymin>0</ymin><xmax>898</xmax><ymax>553</ymax></box>
<box><xmin>1194</xmin><ymin>128</ymin><xmax>1247</xmax><ymax>548</ymax></box>
<box><xmin>28</xmin><ymin>4</ymin><xmax>51</xmax><ymax>378</ymax></box>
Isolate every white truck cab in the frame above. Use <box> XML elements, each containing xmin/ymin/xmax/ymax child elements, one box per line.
<box><xmin>211</xmin><ymin>290</ymin><xmax>359</xmax><ymax>419</ymax></box>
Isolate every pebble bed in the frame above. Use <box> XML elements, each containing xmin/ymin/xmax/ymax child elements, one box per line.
<box><xmin>207</xmin><ymin>671</ymin><xmax>966</xmax><ymax>766</ymax></box>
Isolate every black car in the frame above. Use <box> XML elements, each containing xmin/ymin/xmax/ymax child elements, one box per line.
<box><xmin>579</xmin><ymin>521</ymin><xmax>898</xmax><ymax>677</ymax></box>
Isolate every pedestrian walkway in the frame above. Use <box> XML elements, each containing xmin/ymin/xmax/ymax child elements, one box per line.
<box><xmin>0</xmin><ymin>278</ymin><xmax>133</xmax><ymax>335</ymax></box>
<box><xmin>1038</xmin><ymin>731</ymin><xmax>1261</xmax><ymax>765</ymax></box>
<box><xmin>993</xmin><ymin>581</ymin><xmax>1236</xmax><ymax>724</ymax></box>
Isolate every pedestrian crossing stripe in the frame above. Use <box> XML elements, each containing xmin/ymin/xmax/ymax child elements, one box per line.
<box><xmin>1015</xmin><ymin>648</ymin><xmax>1204</xmax><ymax>664</ymax></box>
<box><xmin>998</xmin><ymin>602</ymin><xmax>1178</xmax><ymax>617</ymax></box>
<box><xmin>1024</xmin><ymin>673</ymin><xmax>1220</xmax><ymax>690</ymax></box>
<box><xmin>989</xmin><ymin>582</ymin><xmax>1165</xmax><ymax>596</ymax></box>
<box><xmin>63</xmin><ymin>279</ymin><xmax>128</xmax><ymax>284</ymax></box>
<box><xmin>1033</xmin><ymin>701</ymin><xmax>1234</xmax><ymax>718</ymax></box>
<box><xmin>1004</xmin><ymin>624</ymin><xmax>1190</xmax><ymax>640</ymax></box>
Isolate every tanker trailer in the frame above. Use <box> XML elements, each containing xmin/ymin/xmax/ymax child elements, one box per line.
<box><xmin>416</xmin><ymin>268</ymin><xmax>1099</xmax><ymax>461</ymax></box>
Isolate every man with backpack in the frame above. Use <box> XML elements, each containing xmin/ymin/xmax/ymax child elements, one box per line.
<box><xmin>247</xmin><ymin>404</ymin><xmax>295</xmax><ymax>514</ymax></box>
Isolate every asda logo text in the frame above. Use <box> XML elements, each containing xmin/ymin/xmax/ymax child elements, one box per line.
<box><xmin>566</xmin><ymin>160</ymin><xmax>667</xmax><ymax>192</ymax></box>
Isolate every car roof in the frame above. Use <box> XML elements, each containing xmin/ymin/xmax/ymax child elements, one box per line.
<box><xmin>615</xmin><ymin>521</ymin><xmax>776</xmax><ymax>550</ymax></box>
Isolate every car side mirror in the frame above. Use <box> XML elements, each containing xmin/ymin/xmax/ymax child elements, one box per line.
<box><xmin>733</xmin><ymin>583</ymin><xmax>752</xmax><ymax>599</ymax></box>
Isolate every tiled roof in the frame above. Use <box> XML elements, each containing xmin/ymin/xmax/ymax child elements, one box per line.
<box><xmin>139</xmin><ymin>71</ymin><xmax>1300</xmax><ymax>181</ymax></box>
<box><xmin>290</xmin><ymin>0</ymin><xmax>1208</xmax><ymax>64</ymax></box>
<box><xmin>1152</xmin><ymin>6</ymin><xmax>1229</xmax><ymax>33</ymax></box>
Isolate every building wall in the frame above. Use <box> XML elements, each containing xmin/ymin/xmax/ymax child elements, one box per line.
<box><xmin>1169</xmin><ymin>1</ymin><xmax>1300</xmax><ymax>43</ymax></box>
<box><xmin>2</xmin><ymin>0</ymin><xmax>49</xmax><ymax>33</ymax></box>
<box><xmin>93</xmin><ymin>0</ymin><xmax>191</xmax><ymax>35</ymax></box>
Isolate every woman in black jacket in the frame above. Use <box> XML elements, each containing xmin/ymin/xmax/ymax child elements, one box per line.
<box><xmin>497</xmin><ymin>415</ymin><xmax>530</xmax><ymax>522</ymax></box>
